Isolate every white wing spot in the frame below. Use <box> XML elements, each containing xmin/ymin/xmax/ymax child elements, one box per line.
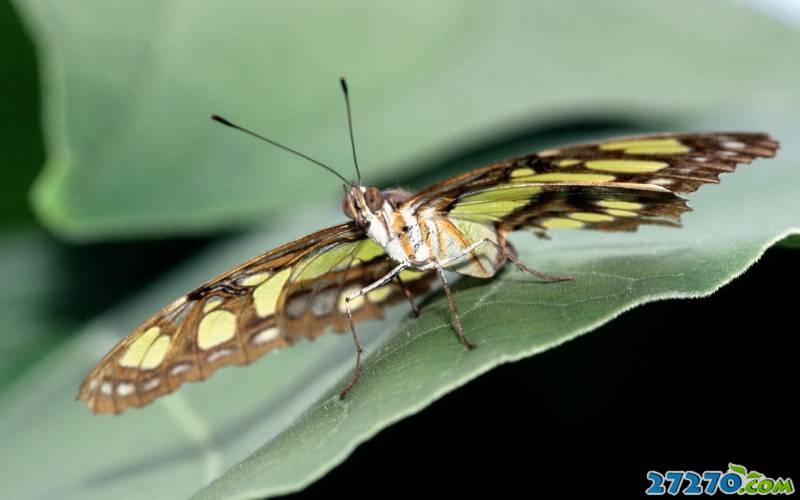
<box><xmin>142</xmin><ymin>377</ymin><xmax>161</xmax><ymax>392</ymax></box>
<box><xmin>206</xmin><ymin>348</ymin><xmax>234</xmax><ymax>363</ymax></box>
<box><xmin>723</xmin><ymin>141</ymin><xmax>745</xmax><ymax>149</ymax></box>
<box><xmin>537</xmin><ymin>148</ymin><xmax>561</xmax><ymax>157</ymax></box>
<box><xmin>252</xmin><ymin>327</ymin><xmax>280</xmax><ymax>345</ymax></box>
<box><xmin>649</xmin><ymin>178</ymin><xmax>674</xmax><ymax>186</ymax></box>
<box><xmin>100</xmin><ymin>381</ymin><xmax>112</xmax><ymax>396</ymax></box>
<box><xmin>169</xmin><ymin>363</ymin><xmax>192</xmax><ymax>377</ymax></box>
<box><xmin>116</xmin><ymin>382</ymin><xmax>135</xmax><ymax>397</ymax></box>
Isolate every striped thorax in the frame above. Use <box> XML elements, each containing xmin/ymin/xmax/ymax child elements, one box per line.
<box><xmin>343</xmin><ymin>183</ymin><xmax>505</xmax><ymax>278</ymax></box>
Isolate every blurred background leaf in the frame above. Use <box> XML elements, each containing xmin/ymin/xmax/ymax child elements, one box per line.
<box><xmin>0</xmin><ymin>229</ymin><xmax>220</xmax><ymax>392</ymax></box>
<box><xmin>13</xmin><ymin>0</ymin><xmax>800</xmax><ymax>240</ymax></box>
<box><xmin>0</xmin><ymin>231</ymin><xmax>70</xmax><ymax>389</ymax></box>
<box><xmin>0</xmin><ymin>0</ymin><xmax>42</xmax><ymax>229</ymax></box>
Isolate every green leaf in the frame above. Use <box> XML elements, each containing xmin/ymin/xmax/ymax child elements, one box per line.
<box><xmin>0</xmin><ymin>231</ymin><xmax>71</xmax><ymax>390</ymax></box>
<box><xmin>0</xmin><ymin>2</ymin><xmax>44</xmax><ymax>230</ymax></box>
<box><xmin>729</xmin><ymin>463</ymin><xmax>748</xmax><ymax>475</ymax></box>
<box><xmin>779</xmin><ymin>234</ymin><xmax>800</xmax><ymax>248</ymax></box>
<box><xmin>747</xmin><ymin>471</ymin><xmax>764</xmax><ymax>479</ymax></box>
<box><xmin>15</xmin><ymin>0</ymin><xmax>800</xmax><ymax>240</ymax></box>
<box><xmin>0</xmin><ymin>125</ymin><xmax>797</xmax><ymax>498</ymax></box>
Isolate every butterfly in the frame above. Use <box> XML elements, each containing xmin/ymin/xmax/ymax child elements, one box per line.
<box><xmin>78</xmin><ymin>79</ymin><xmax>779</xmax><ymax>414</ymax></box>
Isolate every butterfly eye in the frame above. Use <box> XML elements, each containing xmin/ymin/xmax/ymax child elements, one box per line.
<box><xmin>365</xmin><ymin>187</ymin><xmax>383</xmax><ymax>212</ymax></box>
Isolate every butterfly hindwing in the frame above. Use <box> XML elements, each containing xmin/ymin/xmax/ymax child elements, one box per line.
<box><xmin>78</xmin><ymin>223</ymin><xmax>434</xmax><ymax>414</ymax></box>
<box><xmin>277</xmin><ymin>238</ymin><xmax>432</xmax><ymax>338</ymax></box>
<box><xmin>410</xmin><ymin>132</ymin><xmax>778</xmax><ymax>234</ymax></box>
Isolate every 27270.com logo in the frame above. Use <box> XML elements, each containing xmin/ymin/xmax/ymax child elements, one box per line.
<box><xmin>646</xmin><ymin>463</ymin><xmax>794</xmax><ymax>496</ymax></box>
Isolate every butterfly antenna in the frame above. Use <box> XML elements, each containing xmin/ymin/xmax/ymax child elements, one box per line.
<box><xmin>211</xmin><ymin>114</ymin><xmax>349</xmax><ymax>184</ymax></box>
<box><xmin>340</xmin><ymin>77</ymin><xmax>362</xmax><ymax>184</ymax></box>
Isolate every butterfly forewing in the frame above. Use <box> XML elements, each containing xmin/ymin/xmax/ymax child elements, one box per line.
<box><xmin>413</xmin><ymin>132</ymin><xmax>778</xmax><ymax>235</ymax></box>
<box><xmin>78</xmin><ymin>223</ymin><xmax>434</xmax><ymax>414</ymax></box>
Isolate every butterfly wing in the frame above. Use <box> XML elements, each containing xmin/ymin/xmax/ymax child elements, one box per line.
<box><xmin>79</xmin><ymin>222</ymin><xmax>433</xmax><ymax>414</ymax></box>
<box><xmin>407</xmin><ymin>132</ymin><xmax>779</xmax><ymax>233</ymax></box>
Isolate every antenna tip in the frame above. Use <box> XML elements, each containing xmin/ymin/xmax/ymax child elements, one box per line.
<box><xmin>210</xmin><ymin>114</ymin><xmax>235</xmax><ymax>128</ymax></box>
<box><xmin>339</xmin><ymin>77</ymin><xmax>348</xmax><ymax>95</ymax></box>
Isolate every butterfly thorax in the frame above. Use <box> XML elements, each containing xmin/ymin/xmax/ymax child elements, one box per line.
<box><xmin>343</xmin><ymin>183</ymin><xmax>505</xmax><ymax>277</ymax></box>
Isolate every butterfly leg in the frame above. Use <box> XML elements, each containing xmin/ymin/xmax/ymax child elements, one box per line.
<box><xmin>395</xmin><ymin>274</ymin><xmax>420</xmax><ymax>317</ymax></box>
<box><xmin>502</xmin><ymin>241</ymin><xmax>573</xmax><ymax>282</ymax></box>
<box><xmin>438</xmin><ymin>237</ymin><xmax>573</xmax><ymax>283</ymax></box>
<box><xmin>434</xmin><ymin>264</ymin><xmax>475</xmax><ymax>350</ymax></box>
<box><xmin>340</xmin><ymin>262</ymin><xmax>410</xmax><ymax>399</ymax></box>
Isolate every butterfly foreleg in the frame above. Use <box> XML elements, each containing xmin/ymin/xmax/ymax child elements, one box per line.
<box><xmin>340</xmin><ymin>262</ymin><xmax>410</xmax><ymax>399</ymax></box>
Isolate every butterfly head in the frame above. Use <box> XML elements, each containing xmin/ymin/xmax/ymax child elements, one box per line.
<box><xmin>343</xmin><ymin>184</ymin><xmax>382</xmax><ymax>226</ymax></box>
<box><xmin>343</xmin><ymin>184</ymin><xmax>412</xmax><ymax>227</ymax></box>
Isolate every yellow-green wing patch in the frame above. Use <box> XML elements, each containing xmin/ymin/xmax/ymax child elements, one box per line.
<box><xmin>498</xmin><ymin>185</ymin><xmax>691</xmax><ymax>235</ymax></box>
<box><xmin>77</xmin><ymin>223</ymin><xmax>433</xmax><ymax>414</ymax></box>
<box><xmin>515</xmin><ymin>132</ymin><xmax>779</xmax><ymax>193</ymax></box>
<box><xmin>414</xmin><ymin>132</ymin><xmax>777</xmax><ymax>236</ymax></box>
<box><xmin>409</xmin><ymin>132</ymin><xmax>778</xmax><ymax>213</ymax></box>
